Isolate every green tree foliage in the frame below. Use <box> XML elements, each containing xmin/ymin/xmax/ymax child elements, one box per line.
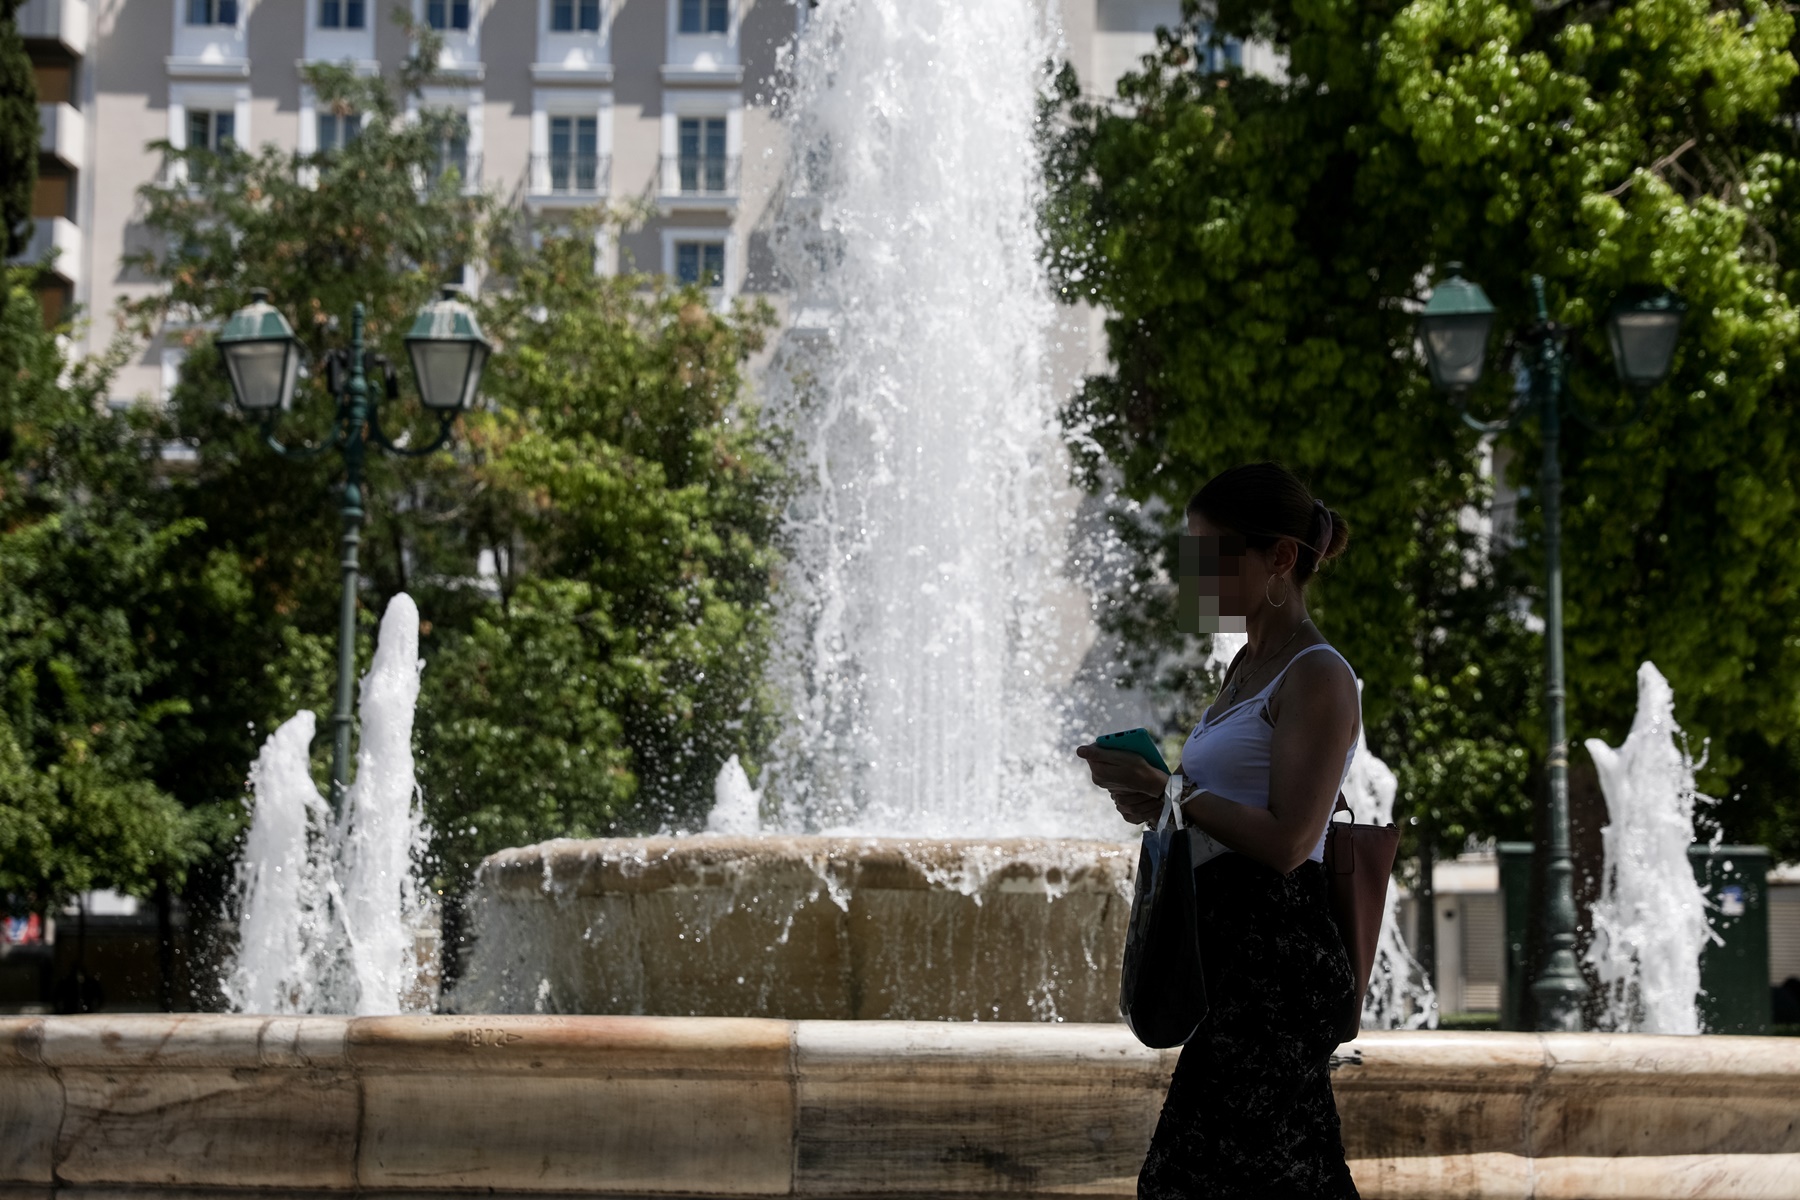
<box><xmin>1044</xmin><ymin>0</ymin><xmax>1800</xmax><ymax>858</ymax></box>
<box><xmin>0</xmin><ymin>273</ymin><xmax>206</xmax><ymax>909</ymax></box>
<box><xmin>129</xmin><ymin>43</ymin><xmax>785</xmax><ymax>900</ymax></box>
<box><xmin>417</xmin><ymin>222</ymin><xmax>785</xmax><ymax>890</ymax></box>
<box><xmin>125</xmin><ymin>51</ymin><xmax>491</xmax><ymax>825</ymax></box>
<box><xmin>0</xmin><ymin>0</ymin><xmax>38</xmax><ymax>259</ymax></box>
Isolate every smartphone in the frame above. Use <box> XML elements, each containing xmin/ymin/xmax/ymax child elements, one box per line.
<box><xmin>1093</xmin><ymin>727</ymin><xmax>1170</xmax><ymax>775</ymax></box>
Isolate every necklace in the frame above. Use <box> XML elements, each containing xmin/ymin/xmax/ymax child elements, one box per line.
<box><xmin>1225</xmin><ymin>619</ymin><xmax>1314</xmax><ymax>704</ymax></box>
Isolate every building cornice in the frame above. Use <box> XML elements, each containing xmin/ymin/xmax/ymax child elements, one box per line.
<box><xmin>165</xmin><ymin>56</ymin><xmax>250</xmax><ymax>79</ymax></box>
<box><xmin>660</xmin><ymin>64</ymin><xmax>743</xmax><ymax>85</ymax></box>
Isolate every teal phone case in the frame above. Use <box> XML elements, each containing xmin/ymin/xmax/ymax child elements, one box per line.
<box><xmin>1095</xmin><ymin>727</ymin><xmax>1170</xmax><ymax>775</ymax></box>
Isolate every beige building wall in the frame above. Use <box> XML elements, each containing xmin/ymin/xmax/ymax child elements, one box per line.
<box><xmin>16</xmin><ymin>0</ymin><xmax>1239</xmax><ymax>403</ymax></box>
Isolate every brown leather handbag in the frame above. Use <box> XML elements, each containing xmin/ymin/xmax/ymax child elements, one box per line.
<box><xmin>1322</xmin><ymin>794</ymin><xmax>1399</xmax><ymax>1045</ymax></box>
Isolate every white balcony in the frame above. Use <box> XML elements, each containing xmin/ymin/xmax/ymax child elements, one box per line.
<box><xmin>37</xmin><ymin>101</ymin><xmax>84</xmax><ymax>168</ymax></box>
<box><xmin>168</xmin><ymin>7</ymin><xmax>249</xmax><ymax>78</ymax></box>
<box><xmin>9</xmin><ymin>217</ymin><xmax>83</xmax><ymax>280</ymax></box>
<box><xmin>17</xmin><ymin>0</ymin><xmax>89</xmax><ymax>55</ymax></box>
<box><xmin>658</xmin><ymin>153</ymin><xmax>739</xmax><ymax>210</ymax></box>
<box><xmin>526</xmin><ymin>152</ymin><xmax>610</xmax><ymax>207</ymax></box>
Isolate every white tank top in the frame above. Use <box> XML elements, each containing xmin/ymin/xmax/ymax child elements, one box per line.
<box><xmin>1179</xmin><ymin>642</ymin><xmax>1360</xmax><ymax>866</ymax></box>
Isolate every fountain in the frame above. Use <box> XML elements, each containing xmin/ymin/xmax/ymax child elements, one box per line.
<box><xmin>1343</xmin><ymin>686</ymin><xmax>1440</xmax><ymax>1031</ymax></box>
<box><xmin>16</xmin><ymin>7</ymin><xmax>1783</xmax><ymax>1199</ymax></box>
<box><xmin>1584</xmin><ymin>661</ymin><xmax>1718</xmax><ymax>1034</ymax></box>
<box><xmin>447</xmin><ymin>0</ymin><xmax>1143</xmax><ymax>1020</ymax></box>
<box><xmin>225</xmin><ymin>594</ymin><xmax>435</xmax><ymax>1016</ymax></box>
<box><xmin>760</xmin><ymin>0</ymin><xmax>1096</xmax><ymax>836</ymax></box>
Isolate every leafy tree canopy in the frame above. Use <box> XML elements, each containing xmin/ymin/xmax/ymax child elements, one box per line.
<box><xmin>1044</xmin><ymin>0</ymin><xmax>1800</xmax><ymax>858</ymax></box>
<box><xmin>0</xmin><ymin>272</ymin><xmax>207</xmax><ymax>909</ymax></box>
<box><xmin>127</xmin><ymin>34</ymin><xmax>787</xmax><ymax>904</ymax></box>
<box><xmin>0</xmin><ymin>0</ymin><xmax>36</xmax><ymax>260</ymax></box>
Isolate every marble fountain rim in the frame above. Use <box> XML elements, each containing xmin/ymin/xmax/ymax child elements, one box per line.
<box><xmin>6</xmin><ymin>1016</ymin><xmax>1800</xmax><ymax>1200</ymax></box>
<box><xmin>476</xmin><ymin>834</ymin><xmax>1144</xmax><ymax>897</ymax></box>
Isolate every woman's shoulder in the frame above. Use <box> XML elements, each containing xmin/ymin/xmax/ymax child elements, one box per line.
<box><xmin>1277</xmin><ymin>639</ymin><xmax>1357</xmax><ymax>700</ymax></box>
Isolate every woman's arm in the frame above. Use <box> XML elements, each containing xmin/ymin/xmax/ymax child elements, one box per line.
<box><xmin>1177</xmin><ymin>652</ymin><xmax>1359</xmax><ymax>873</ymax></box>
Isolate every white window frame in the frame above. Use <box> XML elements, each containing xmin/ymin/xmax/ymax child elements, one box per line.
<box><xmin>414</xmin><ymin>0</ymin><xmax>484</xmax><ymax>79</ymax></box>
<box><xmin>658</xmin><ymin>89</ymin><xmax>740</xmax><ymax>208</ymax></box>
<box><xmin>548</xmin><ymin>0</ymin><xmax>602</xmax><ymax>34</ymax></box>
<box><xmin>529</xmin><ymin>88</ymin><xmax>612</xmax><ymax>206</ymax></box>
<box><xmin>167</xmin><ymin>81</ymin><xmax>250</xmax><ymax>182</ymax></box>
<box><xmin>659</xmin><ymin>226</ymin><xmax>735</xmax><ymax>301</ymax></box>
<box><xmin>298</xmin><ymin>85</ymin><xmax>367</xmax><ymax>184</ymax></box>
<box><xmin>411</xmin><ymin>86</ymin><xmax>484</xmax><ymax>196</ymax></box>
<box><xmin>663</xmin><ymin>0</ymin><xmax>739</xmax><ymax>81</ymax></box>
<box><xmin>316</xmin><ymin>0</ymin><xmax>368</xmax><ymax>29</ymax></box>
<box><xmin>534</xmin><ymin>0</ymin><xmax>612</xmax><ymax>82</ymax></box>
<box><xmin>304</xmin><ymin>0</ymin><xmax>378</xmax><ymax>69</ymax></box>
<box><xmin>674</xmin><ymin>0</ymin><xmax>728</xmax><ymax>36</ymax></box>
<box><xmin>169</xmin><ymin>0</ymin><xmax>249</xmax><ymax>77</ymax></box>
<box><xmin>183</xmin><ymin>0</ymin><xmax>238</xmax><ymax>26</ymax></box>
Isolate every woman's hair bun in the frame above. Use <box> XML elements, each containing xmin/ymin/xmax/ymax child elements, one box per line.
<box><xmin>1320</xmin><ymin>507</ymin><xmax>1350</xmax><ymax>563</ymax></box>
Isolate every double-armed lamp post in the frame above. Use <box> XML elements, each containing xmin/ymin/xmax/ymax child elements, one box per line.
<box><xmin>215</xmin><ymin>287</ymin><xmax>492</xmax><ymax>812</ymax></box>
<box><xmin>1416</xmin><ymin>267</ymin><xmax>1685</xmax><ymax>1032</ymax></box>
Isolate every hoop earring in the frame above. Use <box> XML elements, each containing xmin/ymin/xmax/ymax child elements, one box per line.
<box><xmin>1264</xmin><ymin>574</ymin><xmax>1290</xmax><ymax>609</ymax></box>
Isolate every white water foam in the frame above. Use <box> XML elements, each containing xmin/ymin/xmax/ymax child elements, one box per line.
<box><xmin>225</xmin><ymin>594</ymin><xmax>434</xmax><ymax>1015</ymax></box>
<box><xmin>222</xmin><ymin>711</ymin><xmax>329</xmax><ymax>1014</ymax></box>
<box><xmin>1584</xmin><ymin>661</ymin><xmax>1717</xmax><ymax>1034</ymax></box>
<box><xmin>762</xmin><ymin>0</ymin><xmax>1105</xmax><ymax>838</ymax></box>
<box><xmin>1342</xmin><ymin>691</ymin><xmax>1439</xmax><ymax>1031</ymax></box>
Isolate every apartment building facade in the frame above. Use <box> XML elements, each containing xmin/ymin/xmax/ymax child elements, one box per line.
<box><xmin>13</xmin><ymin>0</ymin><xmax>1260</xmax><ymax>402</ymax></box>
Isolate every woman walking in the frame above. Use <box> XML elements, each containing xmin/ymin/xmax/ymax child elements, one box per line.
<box><xmin>1078</xmin><ymin>462</ymin><xmax>1362</xmax><ymax>1199</ymax></box>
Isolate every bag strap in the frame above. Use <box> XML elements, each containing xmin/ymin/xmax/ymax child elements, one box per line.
<box><xmin>1156</xmin><ymin>772</ymin><xmax>1187</xmax><ymax>832</ymax></box>
<box><xmin>1333</xmin><ymin>793</ymin><xmax>1352</xmax><ymax>821</ymax></box>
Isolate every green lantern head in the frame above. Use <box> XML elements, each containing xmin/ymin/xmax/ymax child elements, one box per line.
<box><xmin>1606</xmin><ymin>289</ymin><xmax>1686</xmax><ymax>389</ymax></box>
<box><xmin>1418</xmin><ymin>264</ymin><xmax>1497</xmax><ymax>393</ymax></box>
<box><xmin>218</xmin><ymin>288</ymin><xmax>302</xmax><ymax>413</ymax></box>
<box><xmin>405</xmin><ymin>285</ymin><xmax>492</xmax><ymax>412</ymax></box>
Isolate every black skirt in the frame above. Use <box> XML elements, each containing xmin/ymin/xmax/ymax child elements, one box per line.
<box><xmin>1138</xmin><ymin>854</ymin><xmax>1359</xmax><ymax>1200</ymax></box>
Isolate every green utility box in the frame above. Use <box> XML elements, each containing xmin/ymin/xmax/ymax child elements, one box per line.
<box><xmin>1498</xmin><ymin>842</ymin><xmax>1771</xmax><ymax>1033</ymax></box>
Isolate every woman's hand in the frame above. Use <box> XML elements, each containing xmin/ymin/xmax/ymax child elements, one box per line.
<box><xmin>1075</xmin><ymin>744</ymin><xmax>1168</xmax><ymax>826</ymax></box>
<box><xmin>1109</xmin><ymin>790</ymin><xmax>1164</xmax><ymax>826</ymax></box>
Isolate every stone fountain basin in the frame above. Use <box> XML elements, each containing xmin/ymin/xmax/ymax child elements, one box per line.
<box><xmin>4</xmin><ymin>1015</ymin><xmax>1799</xmax><ymax>1199</ymax></box>
<box><xmin>450</xmin><ymin>836</ymin><xmax>1138</xmax><ymax>1021</ymax></box>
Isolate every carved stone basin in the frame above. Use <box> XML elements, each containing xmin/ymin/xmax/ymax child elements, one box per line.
<box><xmin>449</xmin><ymin>835</ymin><xmax>1137</xmax><ymax>1021</ymax></box>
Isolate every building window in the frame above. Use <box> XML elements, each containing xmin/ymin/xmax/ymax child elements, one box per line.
<box><xmin>676</xmin><ymin>116</ymin><xmax>727</xmax><ymax>193</ymax></box>
<box><xmin>187</xmin><ymin>0</ymin><xmax>239</xmax><ymax>25</ymax></box>
<box><xmin>674</xmin><ymin>240</ymin><xmax>724</xmax><ymax>288</ymax></box>
<box><xmin>317</xmin><ymin>111</ymin><xmax>363</xmax><ymax>153</ymax></box>
<box><xmin>547</xmin><ymin>115</ymin><xmax>598</xmax><ymax>191</ymax></box>
<box><xmin>431</xmin><ymin>128</ymin><xmax>470</xmax><ymax>184</ymax></box>
<box><xmin>551</xmin><ymin>0</ymin><xmax>601</xmax><ymax>31</ymax></box>
<box><xmin>186</xmin><ymin>109</ymin><xmax>236</xmax><ymax>152</ymax></box>
<box><xmin>1196</xmin><ymin>23</ymin><xmax>1242</xmax><ymax>73</ymax></box>
<box><xmin>320</xmin><ymin>0</ymin><xmax>367</xmax><ymax>28</ymax></box>
<box><xmin>677</xmin><ymin>0</ymin><xmax>727</xmax><ymax>35</ymax></box>
<box><xmin>426</xmin><ymin>0</ymin><xmax>472</xmax><ymax>30</ymax></box>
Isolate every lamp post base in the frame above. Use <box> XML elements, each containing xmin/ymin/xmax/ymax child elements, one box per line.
<box><xmin>1531</xmin><ymin>965</ymin><xmax>1587</xmax><ymax>1032</ymax></box>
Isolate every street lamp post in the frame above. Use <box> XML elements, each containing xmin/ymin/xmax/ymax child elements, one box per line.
<box><xmin>216</xmin><ymin>286</ymin><xmax>492</xmax><ymax>811</ymax></box>
<box><xmin>1417</xmin><ymin>267</ymin><xmax>1684</xmax><ymax>1032</ymax></box>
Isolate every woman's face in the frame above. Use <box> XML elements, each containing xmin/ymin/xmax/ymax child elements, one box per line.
<box><xmin>1183</xmin><ymin>512</ymin><xmax>1279</xmax><ymax>626</ymax></box>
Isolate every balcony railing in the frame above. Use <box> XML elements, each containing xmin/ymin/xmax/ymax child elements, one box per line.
<box><xmin>529</xmin><ymin>152</ymin><xmax>609</xmax><ymax>198</ymax></box>
<box><xmin>426</xmin><ymin>151</ymin><xmax>483</xmax><ymax>192</ymax></box>
<box><xmin>659</xmin><ymin>153</ymin><xmax>740</xmax><ymax>201</ymax></box>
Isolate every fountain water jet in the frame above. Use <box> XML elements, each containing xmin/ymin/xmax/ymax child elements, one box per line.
<box><xmin>763</xmin><ymin>0</ymin><xmax>1100</xmax><ymax>838</ymax></box>
<box><xmin>225</xmin><ymin>593</ymin><xmax>434</xmax><ymax>1015</ymax></box>
<box><xmin>1341</xmin><ymin>693</ymin><xmax>1438</xmax><ymax>1030</ymax></box>
<box><xmin>1584</xmin><ymin>660</ymin><xmax>1717</xmax><ymax>1034</ymax></box>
